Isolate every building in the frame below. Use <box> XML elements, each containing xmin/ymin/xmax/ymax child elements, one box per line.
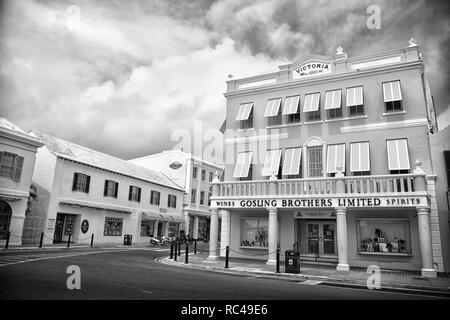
<box><xmin>28</xmin><ymin>132</ymin><xmax>184</xmax><ymax>245</ymax></box>
<box><xmin>0</xmin><ymin>118</ymin><xmax>43</xmax><ymax>245</ymax></box>
<box><xmin>209</xmin><ymin>39</ymin><xmax>449</xmax><ymax>277</ymax></box>
<box><xmin>129</xmin><ymin>149</ymin><xmax>224</xmax><ymax>240</ymax></box>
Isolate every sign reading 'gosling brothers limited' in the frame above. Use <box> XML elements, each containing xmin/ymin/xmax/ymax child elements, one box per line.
<box><xmin>293</xmin><ymin>62</ymin><xmax>331</xmax><ymax>79</ymax></box>
<box><xmin>212</xmin><ymin>196</ymin><xmax>427</xmax><ymax>209</ymax></box>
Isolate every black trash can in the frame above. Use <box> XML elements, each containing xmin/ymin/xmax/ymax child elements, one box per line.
<box><xmin>285</xmin><ymin>250</ymin><xmax>300</xmax><ymax>274</ymax></box>
<box><xmin>123</xmin><ymin>234</ymin><xmax>132</xmax><ymax>246</ymax></box>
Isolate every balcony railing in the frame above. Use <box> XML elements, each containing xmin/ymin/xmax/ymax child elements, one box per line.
<box><xmin>213</xmin><ymin>174</ymin><xmax>417</xmax><ymax>198</ymax></box>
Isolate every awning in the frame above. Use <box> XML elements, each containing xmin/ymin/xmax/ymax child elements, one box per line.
<box><xmin>387</xmin><ymin>139</ymin><xmax>410</xmax><ymax>170</ymax></box>
<box><xmin>282</xmin><ymin>147</ymin><xmax>302</xmax><ymax>175</ymax></box>
<box><xmin>303</xmin><ymin>93</ymin><xmax>320</xmax><ymax>112</ymax></box>
<box><xmin>346</xmin><ymin>86</ymin><xmax>364</xmax><ymax>107</ymax></box>
<box><xmin>282</xmin><ymin>96</ymin><xmax>300</xmax><ymax>115</ymax></box>
<box><xmin>383</xmin><ymin>81</ymin><xmax>402</xmax><ymax>102</ymax></box>
<box><xmin>262</xmin><ymin>149</ymin><xmax>282</xmax><ymax>177</ymax></box>
<box><xmin>142</xmin><ymin>212</ymin><xmax>160</xmax><ymax>220</ymax></box>
<box><xmin>236</xmin><ymin>103</ymin><xmax>254</xmax><ymax>121</ymax></box>
<box><xmin>324</xmin><ymin>90</ymin><xmax>342</xmax><ymax>110</ymax></box>
<box><xmin>264</xmin><ymin>98</ymin><xmax>282</xmax><ymax>117</ymax></box>
<box><xmin>233</xmin><ymin>152</ymin><xmax>253</xmax><ymax>178</ymax></box>
<box><xmin>350</xmin><ymin>142</ymin><xmax>370</xmax><ymax>172</ymax></box>
<box><xmin>326</xmin><ymin>144</ymin><xmax>346</xmax><ymax>173</ymax></box>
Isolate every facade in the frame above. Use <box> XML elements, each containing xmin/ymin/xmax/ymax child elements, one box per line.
<box><xmin>129</xmin><ymin>150</ymin><xmax>224</xmax><ymax>240</ymax></box>
<box><xmin>0</xmin><ymin>118</ymin><xmax>43</xmax><ymax>245</ymax></box>
<box><xmin>209</xmin><ymin>40</ymin><xmax>449</xmax><ymax>277</ymax></box>
<box><xmin>28</xmin><ymin>132</ymin><xmax>184</xmax><ymax>245</ymax></box>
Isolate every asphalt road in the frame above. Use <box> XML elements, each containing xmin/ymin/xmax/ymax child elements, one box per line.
<box><xmin>0</xmin><ymin>247</ymin><xmax>446</xmax><ymax>300</ymax></box>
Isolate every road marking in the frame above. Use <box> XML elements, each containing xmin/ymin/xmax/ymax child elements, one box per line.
<box><xmin>298</xmin><ymin>280</ymin><xmax>324</xmax><ymax>285</ymax></box>
<box><xmin>142</xmin><ymin>290</ymin><xmax>153</xmax><ymax>294</ymax></box>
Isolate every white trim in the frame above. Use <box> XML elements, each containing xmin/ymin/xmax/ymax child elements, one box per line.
<box><xmin>340</xmin><ymin>118</ymin><xmax>428</xmax><ymax>134</ymax></box>
<box><xmin>304</xmin><ymin>120</ymin><xmax>323</xmax><ymax>125</ymax></box>
<box><xmin>225</xmin><ymin>132</ymin><xmax>289</xmax><ymax>145</ymax></box>
<box><xmin>325</xmin><ymin>115</ymin><xmax>367</xmax><ymax>123</ymax></box>
<box><xmin>266</xmin><ymin>122</ymin><xmax>303</xmax><ymax>129</ymax></box>
<box><xmin>382</xmin><ymin>110</ymin><xmax>406</xmax><ymax>116</ymax></box>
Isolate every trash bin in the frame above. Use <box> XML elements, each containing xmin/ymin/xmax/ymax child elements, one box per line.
<box><xmin>123</xmin><ymin>234</ymin><xmax>132</xmax><ymax>246</ymax></box>
<box><xmin>285</xmin><ymin>250</ymin><xmax>300</xmax><ymax>274</ymax></box>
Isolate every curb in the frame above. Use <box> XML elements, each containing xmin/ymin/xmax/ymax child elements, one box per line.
<box><xmin>158</xmin><ymin>256</ymin><xmax>450</xmax><ymax>297</ymax></box>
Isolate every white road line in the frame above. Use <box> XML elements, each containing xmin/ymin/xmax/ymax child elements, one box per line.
<box><xmin>142</xmin><ymin>290</ymin><xmax>153</xmax><ymax>294</ymax></box>
<box><xmin>298</xmin><ymin>280</ymin><xmax>324</xmax><ymax>285</ymax></box>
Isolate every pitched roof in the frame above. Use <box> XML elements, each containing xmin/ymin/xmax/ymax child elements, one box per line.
<box><xmin>0</xmin><ymin>118</ymin><xmax>27</xmax><ymax>133</ymax></box>
<box><xmin>31</xmin><ymin>131</ymin><xmax>183</xmax><ymax>191</ymax></box>
<box><xmin>0</xmin><ymin>117</ymin><xmax>43</xmax><ymax>147</ymax></box>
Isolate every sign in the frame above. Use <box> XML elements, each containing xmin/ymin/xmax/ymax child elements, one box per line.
<box><xmin>294</xmin><ymin>210</ymin><xmax>335</xmax><ymax>219</ymax></box>
<box><xmin>212</xmin><ymin>196</ymin><xmax>427</xmax><ymax>209</ymax></box>
<box><xmin>293</xmin><ymin>62</ymin><xmax>331</xmax><ymax>79</ymax></box>
<box><xmin>81</xmin><ymin>220</ymin><xmax>89</xmax><ymax>233</ymax></box>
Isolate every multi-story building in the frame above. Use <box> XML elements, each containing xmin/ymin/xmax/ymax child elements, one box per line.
<box><xmin>28</xmin><ymin>132</ymin><xmax>184</xmax><ymax>245</ymax></box>
<box><xmin>0</xmin><ymin>118</ymin><xmax>43</xmax><ymax>245</ymax></box>
<box><xmin>209</xmin><ymin>39</ymin><xmax>448</xmax><ymax>277</ymax></box>
<box><xmin>129</xmin><ymin>150</ymin><xmax>223</xmax><ymax>240</ymax></box>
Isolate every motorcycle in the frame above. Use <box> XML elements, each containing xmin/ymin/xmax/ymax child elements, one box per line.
<box><xmin>150</xmin><ymin>236</ymin><xmax>170</xmax><ymax>247</ymax></box>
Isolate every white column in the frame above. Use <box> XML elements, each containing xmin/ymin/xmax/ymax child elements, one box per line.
<box><xmin>207</xmin><ymin>209</ymin><xmax>219</xmax><ymax>260</ymax></box>
<box><xmin>163</xmin><ymin>222</ymin><xmax>169</xmax><ymax>237</ymax></box>
<box><xmin>193</xmin><ymin>216</ymin><xmax>199</xmax><ymax>239</ymax></box>
<box><xmin>266</xmin><ymin>208</ymin><xmax>278</xmax><ymax>265</ymax></box>
<box><xmin>417</xmin><ymin>207</ymin><xmax>437</xmax><ymax>277</ymax></box>
<box><xmin>153</xmin><ymin>220</ymin><xmax>159</xmax><ymax>237</ymax></box>
<box><xmin>220</xmin><ymin>210</ymin><xmax>230</xmax><ymax>257</ymax></box>
<box><xmin>184</xmin><ymin>211</ymin><xmax>190</xmax><ymax>236</ymax></box>
<box><xmin>336</xmin><ymin>207</ymin><xmax>350</xmax><ymax>271</ymax></box>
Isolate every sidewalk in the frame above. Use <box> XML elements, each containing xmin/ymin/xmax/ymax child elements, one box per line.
<box><xmin>0</xmin><ymin>242</ymin><xmax>150</xmax><ymax>253</ymax></box>
<box><xmin>160</xmin><ymin>249</ymin><xmax>450</xmax><ymax>296</ymax></box>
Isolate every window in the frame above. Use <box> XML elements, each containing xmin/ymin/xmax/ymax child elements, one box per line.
<box><xmin>350</xmin><ymin>142</ymin><xmax>371</xmax><ymax>175</ymax></box>
<box><xmin>209</xmin><ymin>172</ymin><xmax>213</xmax><ymax>182</ymax></box>
<box><xmin>240</xmin><ymin>219</ymin><xmax>268</xmax><ymax>248</ymax></box>
<box><xmin>386</xmin><ymin>139</ymin><xmax>410</xmax><ymax>173</ymax></box>
<box><xmin>283</xmin><ymin>95</ymin><xmax>301</xmax><ymax>123</ymax></box>
<box><xmin>444</xmin><ymin>151</ymin><xmax>450</xmax><ymax>188</ymax></box>
<box><xmin>0</xmin><ymin>152</ymin><xmax>24</xmax><ymax>181</ymax></box>
<box><xmin>236</xmin><ymin>102</ymin><xmax>254</xmax><ymax>129</ymax></box>
<box><xmin>265</xmin><ymin>98</ymin><xmax>282</xmax><ymax>126</ymax></box>
<box><xmin>191</xmin><ymin>188</ymin><xmax>197</xmax><ymax>204</ymax></box>
<box><xmin>383</xmin><ymin>81</ymin><xmax>403</xmax><ymax>112</ymax></box>
<box><xmin>128</xmin><ymin>185</ymin><xmax>141</xmax><ymax>202</ymax></box>
<box><xmin>239</xmin><ymin>164</ymin><xmax>253</xmax><ymax>181</ymax></box>
<box><xmin>233</xmin><ymin>152</ymin><xmax>253</xmax><ymax>180</ymax></box>
<box><xmin>261</xmin><ymin>149</ymin><xmax>282</xmax><ymax>178</ymax></box>
<box><xmin>303</xmin><ymin>93</ymin><xmax>321</xmax><ymax>121</ymax></box>
<box><xmin>357</xmin><ymin>220</ymin><xmax>411</xmax><ymax>255</ymax></box>
<box><xmin>326</xmin><ymin>144</ymin><xmax>345</xmax><ymax>174</ymax></box>
<box><xmin>267</xmin><ymin>108</ymin><xmax>282</xmax><ymax>126</ymax></box>
<box><xmin>325</xmin><ymin>90</ymin><xmax>343</xmax><ymax>120</ymax></box>
<box><xmin>207</xmin><ymin>191</ymin><xmax>212</xmax><ymax>206</ymax></box>
<box><xmin>72</xmin><ymin>172</ymin><xmax>90</xmax><ymax>193</ymax></box>
<box><xmin>103</xmin><ymin>180</ymin><xmax>118</xmax><ymax>198</ymax></box>
<box><xmin>150</xmin><ymin>190</ymin><xmax>160</xmax><ymax>205</ymax></box>
<box><xmin>200</xmin><ymin>191</ymin><xmax>205</xmax><ymax>205</ymax></box>
<box><xmin>282</xmin><ymin>147</ymin><xmax>302</xmax><ymax>179</ymax></box>
<box><xmin>141</xmin><ymin>220</ymin><xmax>155</xmax><ymax>237</ymax></box>
<box><xmin>192</xmin><ymin>167</ymin><xmax>198</xmax><ymax>179</ymax></box>
<box><xmin>346</xmin><ymin>86</ymin><xmax>364</xmax><ymax>117</ymax></box>
<box><xmin>168</xmin><ymin>194</ymin><xmax>177</xmax><ymax>208</ymax></box>
<box><xmin>104</xmin><ymin>217</ymin><xmax>123</xmax><ymax>236</ymax></box>
<box><xmin>307</xmin><ymin>147</ymin><xmax>323</xmax><ymax>177</ymax></box>
<box><xmin>201</xmin><ymin>169</ymin><xmax>206</xmax><ymax>181</ymax></box>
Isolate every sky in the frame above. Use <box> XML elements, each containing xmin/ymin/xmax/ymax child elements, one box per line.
<box><xmin>0</xmin><ymin>0</ymin><xmax>448</xmax><ymax>160</ymax></box>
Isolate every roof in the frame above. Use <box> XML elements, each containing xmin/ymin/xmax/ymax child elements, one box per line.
<box><xmin>31</xmin><ymin>131</ymin><xmax>183</xmax><ymax>191</ymax></box>
<box><xmin>0</xmin><ymin>117</ymin><xmax>43</xmax><ymax>147</ymax></box>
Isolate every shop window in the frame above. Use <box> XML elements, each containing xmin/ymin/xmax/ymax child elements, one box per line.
<box><xmin>104</xmin><ymin>217</ymin><xmax>123</xmax><ymax>236</ymax></box>
<box><xmin>168</xmin><ymin>194</ymin><xmax>177</xmax><ymax>208</ymax></box>
<box><xmin>141</xmin><ymin>220</ymin><xmax>155</xmax><ymax>237</ymax></box>
<box><xmin>240</xmin><ymin>219</ymin><xmax>268</xmax><ymax>248</ymax></box>
<box><xmin>104</xmin><ymin>180</ymin><xmax>118</xmax><ymax>198</ymax></box>
<box><xmin>72</xmin><ymin>172</ymin><xmax>90</xmax><ymax>193</ymax></box>
<box><xmin>150</xmin><ymin>190</ymin><xmax>160</xmax><ymax>205</ymax></box>
<box><xmin>357</xmin><ymin>220</ymin><xmax>412</xmax><ymax>255</ymax></box>
<box><xmin>128</xmin><ymin>185</ymin><xmax>141</xmax><ymax>202</ymax></box>
<box><xmin>0</xmin><ymin>152</ymin><xmax>24</xmax><ymax>181</ymax></box>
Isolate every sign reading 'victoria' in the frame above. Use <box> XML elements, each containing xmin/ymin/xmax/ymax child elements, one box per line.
<box><xmin>293</xmin><ymin>62</ymin><xmax>331</xmax><ymax>79</ymax></box>
<box><xmin>212</xmin><ymin>196</ymin><xmax>426</xmax><ymax>209</ymax></box>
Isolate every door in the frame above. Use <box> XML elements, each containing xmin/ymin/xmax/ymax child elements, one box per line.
<box><xmin>306</xmin><ymin>221</ymin><xmax>336</xmax><ymax>256</ymax></box>
<box><xmin>54</xmin><ymin>214</ymin><xmax>64</xmax><ymax>242</ymax></box>
<box><xmin>308</xmin><ymin>147</ymin><xmax>323</xmax><ymax>177</ymax></box>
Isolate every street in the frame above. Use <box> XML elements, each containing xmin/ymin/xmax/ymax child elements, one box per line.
<box><xmin>0</xmin><ymin>247</ymin><xmax>446</xmax><ymax>300</ymax></box>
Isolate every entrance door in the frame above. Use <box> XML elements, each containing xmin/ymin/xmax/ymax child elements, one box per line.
<box><xmin>54</xmin><ymin>214</ymin><xmax>64</xmax><ymax>242</ymax></box>
<box><xmin>0</xmin><ymin>201</ymin><xmax>12</xmax><ymax>240</ymax></box>
<box><xmin>54</xmin><ymin>214</ymin><xmax>76</xmax><ymax>243</ymax></box>
<box><xmin>306</xmin><ymin>221</ymin><xmax>336</xmax><ymax>256</ymax></box>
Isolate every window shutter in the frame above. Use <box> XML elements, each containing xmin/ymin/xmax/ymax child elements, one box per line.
<box><xmin>114</xmin><ymin>182</ymin><xmax>118</xmax><ymax>198</ymax></box>
<box><xmin>13</xmin><ymin>156</ymin><xmax>24</xmax><ymax>181</ymax></box>
<box><xmin>72</xmin><ymin>173</ymin><xmax>78</xmax><ymax>191</ymax></box>
<box><xmin>104</xmin><ymin>180</ymin><xmax>108</xmax><ymax>196</ymax></box>
<box><xmin>128</xmin><ymin>186</ymin><xmax>132</xmax><ymax>201</ymax></box>
<box><xmin>138</xmin><ymin>188</ymin><xmax>141</xmax><ymax>202</ymax></box>
<box><xmin>86</xmin><ymin>175</ymin><xmax>91</xmax><ymax>193</ymax></box>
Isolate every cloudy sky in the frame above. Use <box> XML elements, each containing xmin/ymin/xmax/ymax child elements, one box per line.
<box><xmin>0</xmin><ymin>0</ymin><xmax>448</xmax><ymax>160</ymax></box>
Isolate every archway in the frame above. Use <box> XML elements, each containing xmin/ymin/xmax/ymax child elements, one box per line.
<box><xmin>0</xmin><ymin>200</ymin><xmax>12</xmax><ymax>239</ymax></box>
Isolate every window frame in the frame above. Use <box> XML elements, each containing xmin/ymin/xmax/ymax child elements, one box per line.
<box><xmin>168</xmin><ymin>194</ymin><xmax>177</xmax><ymax>208</ymax></box>
<box><xmin>103</xmin><ymin>179</ymin><xmax>118</xmax><ymax>198</ymax></box>
<box><xmin>150</xmin><ymin>190</ymin><xmax>161</xmax><ymax>205</ymax></box>
<box><xmin>128</xmin><ymin>185</ymin><xmax>141</xmax><ymax>202</ymax></box>
<box><xmin>72</xmin><ymin>172</ymin><xmax>91</xmax><ymax>193</ymax></box>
